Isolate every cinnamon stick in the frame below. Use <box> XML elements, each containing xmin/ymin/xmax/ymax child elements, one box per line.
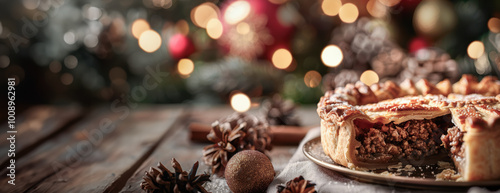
<box><xmin>189</xmin><ymin>123</ymin><xmax>315</xmax><ymax>145</ymax></box>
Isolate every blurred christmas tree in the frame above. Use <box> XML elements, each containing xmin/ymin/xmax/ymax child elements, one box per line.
<box><xmin>0</xmin><ymin>0</ymin><xmax>499</xmax><ymax>106</ymax></box>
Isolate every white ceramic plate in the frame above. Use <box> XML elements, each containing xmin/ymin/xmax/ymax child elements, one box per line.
<box><xmin>303</xmin><ymin>137</ymin><xmax>500</xmax><ymax>190</ymax></box>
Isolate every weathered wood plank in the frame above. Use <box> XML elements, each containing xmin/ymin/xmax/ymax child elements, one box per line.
<box><xmin>119</xmin><ymin>106</ymin><xmax>236</xmax><ymax>192</ymax></box>
<box><xmin>0</xmin><ymin>105</ymin><xmax>82</xmax><ymax>169</ymax></box>
<box><xmin>25</xmin><ymin>105</ymin><xmax>184</xmax><ymax>193</ymax></box>
<box><xmin>0</xmin><ymin>105</ymin><xmax>182</xmax><ymax>193</ymax></box>
<box><xmin>0</xmin><ymin>105</ymin><xmax>317</xmax><ymax>192</ymax></box>
<box><xmin>0</xmin><ymin>106</ymin><xmax>120</xmax><ymax>193</ymax></box>
<box><xmin>119</xmin><ymin>105</ymin><xmax>298</xmax><ymax>192</ymax></box>
<box><xmin>119</xmin><ymin>107</ymin><xmax>206</xmax><ymax>193</ymax></box>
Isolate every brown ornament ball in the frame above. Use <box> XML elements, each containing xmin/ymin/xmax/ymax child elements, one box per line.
<box><xmin>225</xmin><ymin>150</ymin><xmax>275</xmax><ymax>193</ymax></box>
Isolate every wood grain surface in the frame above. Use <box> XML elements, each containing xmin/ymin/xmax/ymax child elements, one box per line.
<box><xmin>0</xmin><ymin>105</ymin><xmax>83</xmax><ymax>170</ymax></box>
<box><xmin>0</xmin><ymin>105</ymin><xmax>319</xmax><ymax>193</ymax></box>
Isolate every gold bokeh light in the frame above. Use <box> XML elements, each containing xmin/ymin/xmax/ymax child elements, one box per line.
<box><xmin>176</xmin><ymin>20</ymin><xmax>190</xmax><ymax>35</ymax></box>
<box><xmin>206</xmin><ymin>18</ymin><xmax>223</xmax><ymax>39</ymax></box>
<box><xmin>367</xmin><ymin>0</ymin><xmax>387</xmax><ymax>18</ymax></box>
<box><xmin>177</xmin><ymin>58</ymin><xmax>195</xmax><ymax>77</ymax></box>
<box><xmin>467</xmin><ymin>41</ymin><xmax>485</xmax><ymax>59</ymax></box>
<box><xmin>339</xmin><ymin>3</ymin><xmax>359</xmax><ymax>23</ymax></box>
<box><xmin>131</xmin><ymin>19</ymin><xmax>150</xmax><ymax>39</ymax></box>
<box><xmin>378</xmin><ymin>0</ymin><xmax>401</xmax><ymax>7</ymax></box>
<box><xmin>139</xmin><ymin>30</ymin><xmax>162</xmax><ymax>53</ymax></box>
<box><xmin>304</xmin><ymin>70</ymin><xmax>322</xmax><ymax>88</ymax></box>
<box><xmin>272</xmin><ymin>48</ymin><xmax>293</xmax><ymax>70</ymax></box>
<box><xmin>360</xmin><ymin>70</ymin><xmax>379</xmax><ymax>86</ymax></box>
<box><xmin>191</xmin><ymin>2</ymin><xmax>219</xmax><ymax>29</ymax></box>
<box><xmin>224</xmin><ymin>1</ymin><xmax>251</xmax><ymax>25</ymax></box>
<box><xmin>236</xmin><ymin>22</ymin><xmax>250</xmax><ymax>35</ymax></box>
<box><xmin>322</xmin><ymin>0</ymin><xmax>342</xmax><ymax>16</ymax></box>
<box><xmin>230</xmin><ymin>93</ymin><xmax>251</xmax><ymax>112</ymax></box>
<box><xmin>321</xmin><ymin>45</ymin><xmax>343</xmax><ymax>67</ymax></box>
<box><xmin>488</xmin><ymin>17</ymin><xmax>500</xmax><ymax>33</ymax></box>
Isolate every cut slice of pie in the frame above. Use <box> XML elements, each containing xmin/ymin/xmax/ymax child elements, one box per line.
<box><xmin>317</xmin><ymin>75</ymin><xmax>500</xmax><ymax>181</ymax></box>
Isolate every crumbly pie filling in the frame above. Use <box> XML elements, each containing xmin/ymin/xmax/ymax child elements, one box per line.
<box><xmin>353</xmin><ymin>115</ymin><xmax>453</xmax><ymax>164</ymax></box>
<box><xmin>441</xmin><ymin>126</ymin><xmax>466</xmax><ymax>174</ymax></box>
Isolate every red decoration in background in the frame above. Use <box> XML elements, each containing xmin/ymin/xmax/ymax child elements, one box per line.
<box><xmin>168</xmin><ymin>33</ymin><xmax>196</xmax><ymax>60</ymax></box>
<box><xmin>408</xmin><ymin>37</ymin><xmax>430</xmax><ymax>53</ymax></box>
<box><xmin>218</xmin><ymin>0</ymin><xmax>294</xmax><ymax>60</ymax></box>
<box><xmin>254</xmin><ymin>0</ymin><xmax>294</xmax><ymax>50</ymax></box>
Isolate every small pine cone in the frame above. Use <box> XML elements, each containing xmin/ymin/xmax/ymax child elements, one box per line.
<box><xmin>225</xmin><ymin>113</ymin><xmax>272</xmax><ymax>153</ymax></box>
<box><xmin>370</xmin><ymin>47</ymin><xmax>405</xmax><ymax>78</ymax></box>
<box><xmin>141</xmin><ymin>159</ymin><xmax>210</xmax><ymax>193</ymax></box>
<box><xmin>202</xmin><ymin>113</ymin><xmax>272</xmax><ymax>177</ymax></box>
<box><xmin>262</xmin><ymin>95</ymin><xmax>300</xmax><ymax>126</ymax></box>
<box><xmin>202</xmin><ymin>120</ymin><xmax>245</xmax><ymax>176</ymax></box>
<box><xmin>141</xmin><ymin>162</ymin><xmax>175</xmax><ymax>193</ymax></box>
<box><xmin>277</xmin><ymin>176</ymin><xmax>317</xmax><ymax>193</ymax></box>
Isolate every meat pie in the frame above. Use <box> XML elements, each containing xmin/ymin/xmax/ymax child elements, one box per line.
<box><xmin>317</xmin><ymin>75</ymin><xmax>500</xmax><ymax>181</ymax></box>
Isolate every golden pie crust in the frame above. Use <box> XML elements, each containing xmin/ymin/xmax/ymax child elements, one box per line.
<box><xmin>317</xmin><ymin>75</ymin><xmax>500</xmax><ymax>181</ymax></box>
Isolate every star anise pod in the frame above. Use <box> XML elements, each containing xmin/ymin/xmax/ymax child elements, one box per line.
<box><xmin>262</xmin><ymin>95</ymin><xmax>301</xmax><ymax>126</ymax></box>
<box><xmin>202</xmin><ymin>113</ymin><xmax>272</xmax><ymax>176</ymax></box>
<box><xmin>140</xmin><ymin>159</ymin><xmax>211</xmax><ymax>193</ymax></box>
<box><xmin>277</xmin><ymin>176</ymin><xmax>317</xmax><ymax>193</ymax></box>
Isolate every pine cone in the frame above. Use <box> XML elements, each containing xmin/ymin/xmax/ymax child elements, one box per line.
<box><xmin>262</xmin><ymin>95</ymin><xmax>300</xmax><ymax>126</ymax></box>
<box><xmin>329</xmin><ymin>17</ymin><xmax>393</xmax><ymax>70</ymax></box>
<box><xmin>140</xmin><ymin>159</ymin><xmax>210</xmax><ymax>193</ymax></box>
<box><xmin>202</xmin><ymin>120</ymin><xmax>245</xmax><ymax>176</ymax></box>
<box><xmin>277</xmin><ymin>176</ymin><xmax>317</xmax><ymax>193</ymax></box>
<box><xmin>398</xmin><ymin>48</ymin><xmax>459</xmax><ymax>84</ymax></box>
<box><xmin>202</xmin><ymin>113</ymin><xmax>272</xmax><ymax>176</ymax></box>
<box><xmin>370</xmin><ymin>47</ymin><xmax>405</xmax><ymax>78</ymax></box>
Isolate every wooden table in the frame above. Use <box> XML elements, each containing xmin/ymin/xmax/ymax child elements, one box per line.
<box><xmin>0</xmin><ymin>104</ymin><xmax>320</xmax><ymax>193</ymax></box>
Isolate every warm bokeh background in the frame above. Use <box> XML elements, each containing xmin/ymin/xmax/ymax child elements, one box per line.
<box><xmin>1</xmin><ymin>0</ymin><xmax>500</xmax><ymax>111</ymax></box>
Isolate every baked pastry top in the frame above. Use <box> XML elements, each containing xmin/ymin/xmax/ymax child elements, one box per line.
<box><xmin>317</xmin><ymin>75</ymin><xmax>500</xmax><ymax>181</ymax></box>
